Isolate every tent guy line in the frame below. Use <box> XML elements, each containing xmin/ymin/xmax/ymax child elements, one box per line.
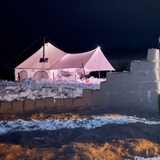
<box><xmin>1</xmin><ymin>37</ymin><xmax>42</xmax><ymax>71</ymax></box>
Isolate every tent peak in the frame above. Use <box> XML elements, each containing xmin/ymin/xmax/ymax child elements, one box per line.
<box><xmin>41</xmin><ymin>42</ymin><xmax>50</xmax><ymax>47</ymax></box>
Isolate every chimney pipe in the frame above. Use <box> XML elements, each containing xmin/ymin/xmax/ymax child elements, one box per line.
<box><xmin>43</xmin><ymin>31</ymin><xmax>45</xmax><ymax>59</ymax></box>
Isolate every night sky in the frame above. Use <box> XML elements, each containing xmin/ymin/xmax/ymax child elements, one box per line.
<box><xmin>1</xmin><ymin>0</ymin><xmax>160</xmax><ymax>71</ymax></box>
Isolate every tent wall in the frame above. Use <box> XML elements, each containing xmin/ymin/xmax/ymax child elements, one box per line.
<box><xmin>15</xmin><ymin>68</ymin><xmax>79</xmax><ymax>81</ymax></box>
<box><xmin>15</xmin><ymin>69</ymin><xmax>53</xmax><ymax>81</ymax></box>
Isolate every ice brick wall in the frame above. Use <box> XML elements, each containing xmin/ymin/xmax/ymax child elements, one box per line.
<box><xmin>0</xmin><ymin>97</ymin><xmax>92</xmax><ymax>113</ymax></box>
<box><xmin>97</xmin><ymin>48</ymin><xmax>160</xmax><ymax>112</ymax></box>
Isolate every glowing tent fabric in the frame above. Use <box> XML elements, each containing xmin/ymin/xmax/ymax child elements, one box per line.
<box><xmin>16</xmin><ymin>43</ymin><xmax>66</xmax><ymax>69</ymax></box>
<box><xmin>49</xmin><ymin>49</ymin><xmax>96</xmax><ymax>69</ymax></box>
<box><xmin>15</xmin><ymin>42</ymin><xmax>115</xmax><ymax>80</ymax></box>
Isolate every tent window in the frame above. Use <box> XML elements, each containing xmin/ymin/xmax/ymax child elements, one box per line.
<box><xmin>18</xmin><ymin>70</ymin><xmax>28</xmax><ymax>81</ymax></box>
<box><xmin>60</xmin><ymin>69</ymin><xmax>73</xmax><ymax>77</ymax></box>
<box><xmin>33</xmin><ymin>70</ymin><xmax>49</xmax><ymax>81</ymax></box>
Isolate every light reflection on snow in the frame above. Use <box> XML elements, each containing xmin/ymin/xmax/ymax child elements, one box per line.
<box><xmin>0</xmin><ymin>115</ymin><xmax>160</xmax><ymax>136</ymax></box>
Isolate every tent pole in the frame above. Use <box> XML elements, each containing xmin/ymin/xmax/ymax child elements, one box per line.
<box><xmin>81</xmin><ymin>59</ymin><xmax>86</xmax><ymax>79</ymax></box>
<box><xmin>98</xmin><ymin>47</ymin><xmax>100</xmax><ymax>80</ymax></box>
<box><xmin>81</xmin><ymin>59</ymin><xmax>89</xmax><ymax>83</ymax></box>
<box><xmin>43</xmin><ymin>31</ymin><xmax>45</xmax><ymax>59</ymax></box>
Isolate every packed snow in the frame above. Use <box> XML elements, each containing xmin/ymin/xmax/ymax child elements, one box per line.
<box><xmin>0</xmin><ymin>77</ymin><xmax>105</xmax><ymax>102</ymax></box>
<box><xmin>0</xmin><ymin>115</ymin><xmax>160</xmax><ymax>136</ymax></box>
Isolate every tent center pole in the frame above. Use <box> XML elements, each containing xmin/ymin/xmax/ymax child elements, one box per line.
<box><xmin>98</xmin><ymin>47</ymin><xmax>100</xmax><ymax>80</ymax></box>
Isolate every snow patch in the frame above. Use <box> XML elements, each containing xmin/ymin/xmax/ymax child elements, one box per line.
<box><xmin>0</xmin><ymin>115</ymin><xmax>160</xmax><ymax>136</ymax></box>
<box><xmin>0</xmin><ymin>77</ymin><xmax>104</xmax><ymax>101</ymax></box>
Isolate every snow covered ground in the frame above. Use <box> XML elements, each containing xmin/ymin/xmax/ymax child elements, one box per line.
<box><xmin>0</xmin><ymin>115</ymin><xmax>160</xmax><ymax>160</ymax></box>
<box><xmin>0</xmin><ymin>77</ymin><xmax>160</xmax><ymax>160</ymax></box>
<box><xmin>0</xmin><ymin>77</ymin><xmax>104</xmax><ymax>102</ymax></box>
<box><xmin>130</xmin><ymin>157</ymin><xmax>160</xmax><ymax>160</ymax></box>
<box><xmin>0</xmin><ymin>115</ymin><xmax>159</xmax><ymax>135</ymax></box>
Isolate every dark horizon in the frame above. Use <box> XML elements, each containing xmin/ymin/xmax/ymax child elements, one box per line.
<box><xmin>1</xmin><ymin>0</ymin><xmax>160</xmax><ymax>72</ymax></box>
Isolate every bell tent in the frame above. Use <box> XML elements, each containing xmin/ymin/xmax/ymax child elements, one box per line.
<box><xmin>15</xmin><ymin>42</ymin><xmax>115</xmax><ymax>81</ymax></box>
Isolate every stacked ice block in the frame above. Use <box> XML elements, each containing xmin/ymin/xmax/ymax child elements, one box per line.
<box><xmin>98</xmin><ymin>49</ymin><xmax>160</xmax><ymax>112</ymax></box>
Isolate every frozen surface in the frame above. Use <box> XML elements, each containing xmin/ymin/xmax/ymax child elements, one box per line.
<box><xmin>0</xmin><ymin>77</ymin><xmax>105</xmax><ymax>101</ymax></box>
<box><xmin>0</xmin><ymin>115</ymin><xmax>160</xmax><ymax>135</ymax></box>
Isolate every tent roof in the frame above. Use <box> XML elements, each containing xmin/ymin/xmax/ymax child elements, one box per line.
<box><xmin>16</xmin><ymin>43</ymin><xmax>66</xmax><ymax>69</ymax></box>
<box><xmin>16</xmin><ymin>42</ymin><xmax>115</xmax><ymax>71</ymax></box>
<box><xmin>48</xmin><ymin>48</ymin><xmax>96</xmax><ymax>69</ymax></box>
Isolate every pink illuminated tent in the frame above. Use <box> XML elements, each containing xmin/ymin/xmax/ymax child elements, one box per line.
<box><xmin>15</xmin><ymin>42</ymin><xmax>115</xmax><ymax>81</ymax></box>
